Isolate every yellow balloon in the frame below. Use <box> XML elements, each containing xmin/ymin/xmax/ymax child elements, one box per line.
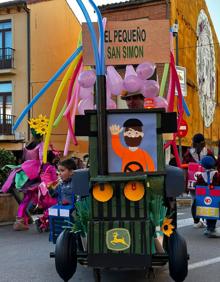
<box><xmin>43</xmin><ymin>52</ymin><xmax>82</xmax><ymax>163</ymax></box>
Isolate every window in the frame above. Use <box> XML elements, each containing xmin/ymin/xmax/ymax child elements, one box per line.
<box><xmin>0</xmin><ymin>82</ymin><xmax>13</xmax><ymax>134</ymax></box>
<box><xmin>0</xmin><ymin>20</ymin><xmax>13</xmax><ymax>69</ymax></box>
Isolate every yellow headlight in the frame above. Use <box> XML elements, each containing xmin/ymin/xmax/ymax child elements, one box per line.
<box><xmin>124</xmin><ymin>181</ymin><xmax>145</xmax><ymax>201</ymax></box>
<box><xmin>92</xmin><ymin>183</ymin><xmax>113</xmax><ymax>202</ymax></box>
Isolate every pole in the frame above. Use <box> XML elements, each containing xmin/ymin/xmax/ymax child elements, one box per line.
<box><xmin>96</xmin><ymin>75</ymin><xmax>108</xmax><ymax>175</ymax></box>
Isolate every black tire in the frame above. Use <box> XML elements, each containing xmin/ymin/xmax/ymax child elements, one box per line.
<box><xmin>55</xmin><ymin>229</ymin><xmax>77</xmax><ymax>282</ymax></box>
<box><xmin>168</xmin><ymin>231</ymin><xmax>188</xmax><ymax>282</ymax></box>
<box><xmin>93</xmin><ymin>268</ymin><xmax>101</xmax><ymax>282</ymax></box>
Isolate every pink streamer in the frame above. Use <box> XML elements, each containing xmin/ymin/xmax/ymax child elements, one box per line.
<box><xmin>64</xmin><ymin>88</ymin><xmax>79</xmax><ymax>156</ymax></box>
<box><xmin>65</xmin><ymin>56</ymin><xmax>83</xmax><ymax>146</ymax></box>
<box><xmin>64</xmin><ymin>64</ymin><xmax>83</xmax><ymax>116</ymax></box>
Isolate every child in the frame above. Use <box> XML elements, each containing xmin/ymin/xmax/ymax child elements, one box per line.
<box><xmin>13</xmin><ymin>151</ymin><xmax>58</xmax><ymax>231</ymax></box>
<box><xmin>196</xmin><ymin>156</ymin><xmax>220</xmax><ymax>238</ymax></box>
<box><xmin>51</xmin><ymin>158</ymin><xmax>77</xmax><ymax>205</ymax></box>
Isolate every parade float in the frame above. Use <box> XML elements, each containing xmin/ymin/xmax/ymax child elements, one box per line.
<box><xmin>11</xmin><ymin>0</ymin><xmax>190</xmax><ymax>281</ymax></box>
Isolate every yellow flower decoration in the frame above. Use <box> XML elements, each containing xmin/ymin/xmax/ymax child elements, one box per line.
<box><xmin>28</xmin><ymin>114</ymin><xmax>49</xmax><ymax>136</ymax></box>
<box><xmin>38</xmin><ymin>114</ymin><xmax>49</xmax><ymax>125</ymax></box>
<box><xmin>161</xmin><ymin>217</ymin><xmax>174</xmax><ymax>237</ymax></box>
<box><xmin>28</xmin><ymin>118</ymin><xmax>39</xmax><ymax>129</ymax></box>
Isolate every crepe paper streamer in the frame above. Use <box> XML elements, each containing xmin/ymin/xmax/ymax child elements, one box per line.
<box><xmin>88</xmin><ymin>0</ymin><xmax>105</xmax><ymax>74</ymax></box>
<box><xmin>64</xmin><ymin>86</ymin><xmax>80</xmax><ymax>156</ymax></box>
<box><xmin>43</xmin><ymin>52</ymin><xmax>82</xmax><ymax>163</ymax></box>
<box><xmin>65</xmin><ymin>56</ymin><xmax>83</xmax><ymax>147</ymax></box>
<box><xmin>159</xmin><ymin>63</ymin><xmax>169</xmax><ymax>97</ymax></box>
<box><xmin>53</xmin><ymin>102</ymin><xmax>67</xmax><ymax>128</ymax></box>
<box><xmin>76</xmin><ymin>0</ymin><xmax>101</xmax><ymax>75</ymax></box>
<box><xmin>13</xmin><ymin>46</ymin><xmax>82</xmax><ymax>131</ymax></box>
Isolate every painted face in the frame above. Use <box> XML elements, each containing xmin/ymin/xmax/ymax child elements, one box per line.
<box><xmin>58</xmin><ymin>165</ymin><xmax>73</xmax><ymax>181</ymax></box>
<box><xmin>125</xmin><ymin>94</ymin><xmax>144</xmax><ymax>109</ymax></box>
<box><xmin>124</xmin><ymin>126</ymin><xmax>144</xmax><ymax>147</ymax></box>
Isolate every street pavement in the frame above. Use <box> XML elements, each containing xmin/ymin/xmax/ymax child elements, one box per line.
<box><xmin>0</xmin><ymin>206</ymin><xmax>220</xmax><ymax>282</ymax></box>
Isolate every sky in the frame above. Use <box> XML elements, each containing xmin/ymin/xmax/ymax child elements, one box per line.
<box><xmin>0</xmin><ymin>0</ymin><xmax>219</xmax><ymax>40</ymax></box>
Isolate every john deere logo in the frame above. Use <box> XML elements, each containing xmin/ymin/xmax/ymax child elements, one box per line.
<box><xmin>106</xmin><ymin>228</ymin><xmax>131</xmax><ymax>251</ymax></box>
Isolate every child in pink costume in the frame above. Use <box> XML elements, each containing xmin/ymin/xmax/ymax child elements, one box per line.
<box><xmin>14</xmin><ymin>151</ymin><xmax>58</xmax><ymax>231</ymax></box>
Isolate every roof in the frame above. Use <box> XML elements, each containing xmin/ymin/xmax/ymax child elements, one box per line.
<box><xmin>0</xmin><ymin>0</ymin><xmax>26</xmax><ymax>9</ymax></box>
<box><xmin>99</xmin><ymin>0</ymin><xmax>164</xmax><ymax>11</ymax></box>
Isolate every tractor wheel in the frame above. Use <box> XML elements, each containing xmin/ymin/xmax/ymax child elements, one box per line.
<box><xmin>93</xmin><ymin>268</ymin><xmax>101</xmax><ymax>282</ymax></box>
<box><xmin>55</xmin><ymin>230</ymin><xmax>77</xmax><ymax>281</ymax></box>
<box><xmin>168</xmin><ymin>231</ymin><xmax>188</xmax><ymax>282</ymax></box>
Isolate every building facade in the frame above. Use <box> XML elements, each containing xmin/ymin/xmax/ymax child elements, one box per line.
<box><xmin>0</xmin><ymin>0</ymin><xmax>85</xmax><ymax>155</ymax></box>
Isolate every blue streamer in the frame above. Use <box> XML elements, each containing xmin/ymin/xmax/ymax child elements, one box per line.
<box><xmin>88</xmin><ymin>0</ymin><xmax>105</xmax><ymax>74</ymax></box>
<box><xmin>13</xmin><ymin>46</ymin><xmax>82</xmax><ymax>131</ymax></box>
<box><xmin>76</xmin><ymin>0</ymin><xmax>101</xmax><ymax>75</ymax></box>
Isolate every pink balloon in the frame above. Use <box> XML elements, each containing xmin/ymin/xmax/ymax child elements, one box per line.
<box><xmin>154</xmin><ymin>96</ymin><xmax>168</xmax><ymax>111</ymax></box>
<box><xmin>125</xmin><ymin>65</ymin><xmax>137</xmax><ymax>78</ymax></box>
<box><xmin>78</xmin><ymin>97</ymin><xmax>94</xmax><ymax>115</ymax></box>
<box><xmin>107</xmin><ymin>66</ymin><xmax>123</xmax><ymax>96</ymax></box>
<box><xmin>136</xmin><ymin>62</ymin><xmax>156</xmax><ymax>80</ymax></box>
<box><xmin>78</xmin><ymin>70</ymin><xmax>96</xmax><ymax>88</ymax></box>
<box><xmin>123</xmin><ymin>75</ymin><xmax>142</xmax><ymax>93</ymax></box>
<box><xmin>79</xmin><ymin>87</ymin><xmax>93</xmax><ymax>99</ymax></box>
<box><xmin>141</xmin><ymin>80</ymin><xmax>159</xmax><ymax>98</ymax></box>
<box><xmin>107</xmin><ymin>98</ymin><xmax>117</xmax><ymax>109</ymax></box>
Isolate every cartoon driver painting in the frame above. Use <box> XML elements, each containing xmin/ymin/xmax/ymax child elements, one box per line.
<box><xmin>109</xmin><ymin>118</ymin><xmax>155</xmax><ymax>172</ymax></box>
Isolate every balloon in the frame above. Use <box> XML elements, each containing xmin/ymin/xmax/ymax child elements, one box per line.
<box><xmin>107</xmin><ymin>98</ymin><xmax>117</xmax><ymax>109</ymax></box>
<box><xmin>78</xmin><ymin>70</ymin><xmax>96</xmax><ymax>88</ymax></box>
<box><xmin>78</xmin><ymin>97</ymin><xmax>94</xmax><ymax>115</ymax></box>
<box><xmin>13</xmin><ymin>46</ymin><xmax>82</xmax><ymax>131</ymax></box>
<box><xmin>107</xmin><ymin>66</ymin><xmax>123</xmax><ymax>96</ymax></box>
<box><xmin>43</xmin><ymin>52</ymin><xmax>82</xmax><ymax>163</ymax></box>
<box><xmin>154</xmin><ymin>96</ymin><xmax>168</xmax><ymax>111</ymax></box>
<box><xmin>89</xmin><ymin>0</ymin><xmax>105</xmax><ymax>74</ymax></box>
<box><xmin>76</xmin><ymin>0</ymin><xmax>101</xmax><ymax>74</ymax></box>
<box><xmin>79</xmin><ymin>87</ymin><xmax>93</xmax><ymax>99</ymax></box>
<box><xmin>136</xmin><ymin>62</ymin><xmax>156</xmax><ymax>80</ymax></box>
<box><xmin>125</xmin><ymin>65</ymin><xmax>137</xmax><ymax>78</ymax></box>
<box><xmin>141</xmin><ymin>80</ymin><xmax>159</xmax><ymax>98</ymax></box>
<box><xmin>123</xmin><ymin>75</ymin><xmax>142</xmax><ymax>93</ymax></box>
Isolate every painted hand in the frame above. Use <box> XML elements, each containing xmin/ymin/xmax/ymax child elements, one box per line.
<box><xmin>109</xmin><ymin>124</ymin><xmax>123</xmax><ymax>135</ymax></box>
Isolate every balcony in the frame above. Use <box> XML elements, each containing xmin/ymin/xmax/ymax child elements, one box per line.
<box><xmin>0</xmin><ymin>114</ymin><xmax>15</xmax><ymax>135</ymax></box>
<box><xmin>0</xmin><ymin>48</ymin><xmax>15</xmax><ymax>74</ymax></box>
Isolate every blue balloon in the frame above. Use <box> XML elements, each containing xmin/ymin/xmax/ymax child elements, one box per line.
<box><xmin>88</xmin><ymin>0</ymin><xmax>105</xmax><ymax>74</ymax></box>
<box><xmin>76</xmin><ymin>0</ymin><xmax>101</xmax><ymax>75</ymax></box>
<box><xmin>13</xmin><ymin>46</ymin><xmax>82</xmax><ymax>131</ymax></box>
<box><xmin>182</xmin><ymin>96</ymin><xmax>190</xmax><ymax>116</ymax></box>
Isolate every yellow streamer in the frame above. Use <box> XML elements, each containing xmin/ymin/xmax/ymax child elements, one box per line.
<box><xmin>43</xmin><ymin>52</ymin><xmax>82</xmax><ymax>163</ymax></box>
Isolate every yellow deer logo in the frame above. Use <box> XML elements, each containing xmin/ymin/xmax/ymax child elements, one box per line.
<box><xmin>110</xmin><ymin>231</ymin><xmax>129</xmax><ymax>247</ymax></box>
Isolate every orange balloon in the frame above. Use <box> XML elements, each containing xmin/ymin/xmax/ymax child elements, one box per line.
<box><xmin>92</xmin><ymin>183</ymin><xmax>113</xmax><ymax>202</ymax></box>
<box><xmin>124</xmin><ymin>181</ymin><xmax>145</xmax><ymax>202</ymax></box>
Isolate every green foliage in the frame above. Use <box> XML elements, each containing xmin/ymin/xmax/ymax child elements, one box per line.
<box><xmin>0</xmin><ymin>149</ymin><xmax>16</xmax><ymax>187</ymax></box>
<box><xmin>64</xmin><ymin>197</ymin><xmax>91</xmax><ymax>237</ymax></box>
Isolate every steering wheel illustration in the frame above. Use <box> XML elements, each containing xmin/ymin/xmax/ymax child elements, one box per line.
<box><xmin>124</xmin><ymin>161</ymin><xmax>144</xmax><ymax>172</ymax></box>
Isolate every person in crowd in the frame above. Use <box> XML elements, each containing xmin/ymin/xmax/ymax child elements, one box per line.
<box><xmin>121</xmin><ymin>91</ymin><xmax>145</xmax><ymax>109</ymax></box>
<box><xmin>51</xmin><ymin>158</ymin><xmax>77</xmax><ymax>205</ymax></box>
<box><xmin>14</xmin><ymin>151</ymin><xmax>58</xmax><ymax>231</ymax></box>
<box><xmin>196</xmin><ymin>156</ymin><xmax>220</xmax><ymax>238</ymax></box>
<box><xmin>183</xmin><ymin>133</ymin><xmax>215</xmax><ymax>228</ymax></box>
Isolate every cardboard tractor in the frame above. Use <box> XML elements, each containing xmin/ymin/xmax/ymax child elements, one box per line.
<box><xmin>50</xmin><ymin>99</ymin><xmax>188</xmax><ymax>282</ymax></box>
